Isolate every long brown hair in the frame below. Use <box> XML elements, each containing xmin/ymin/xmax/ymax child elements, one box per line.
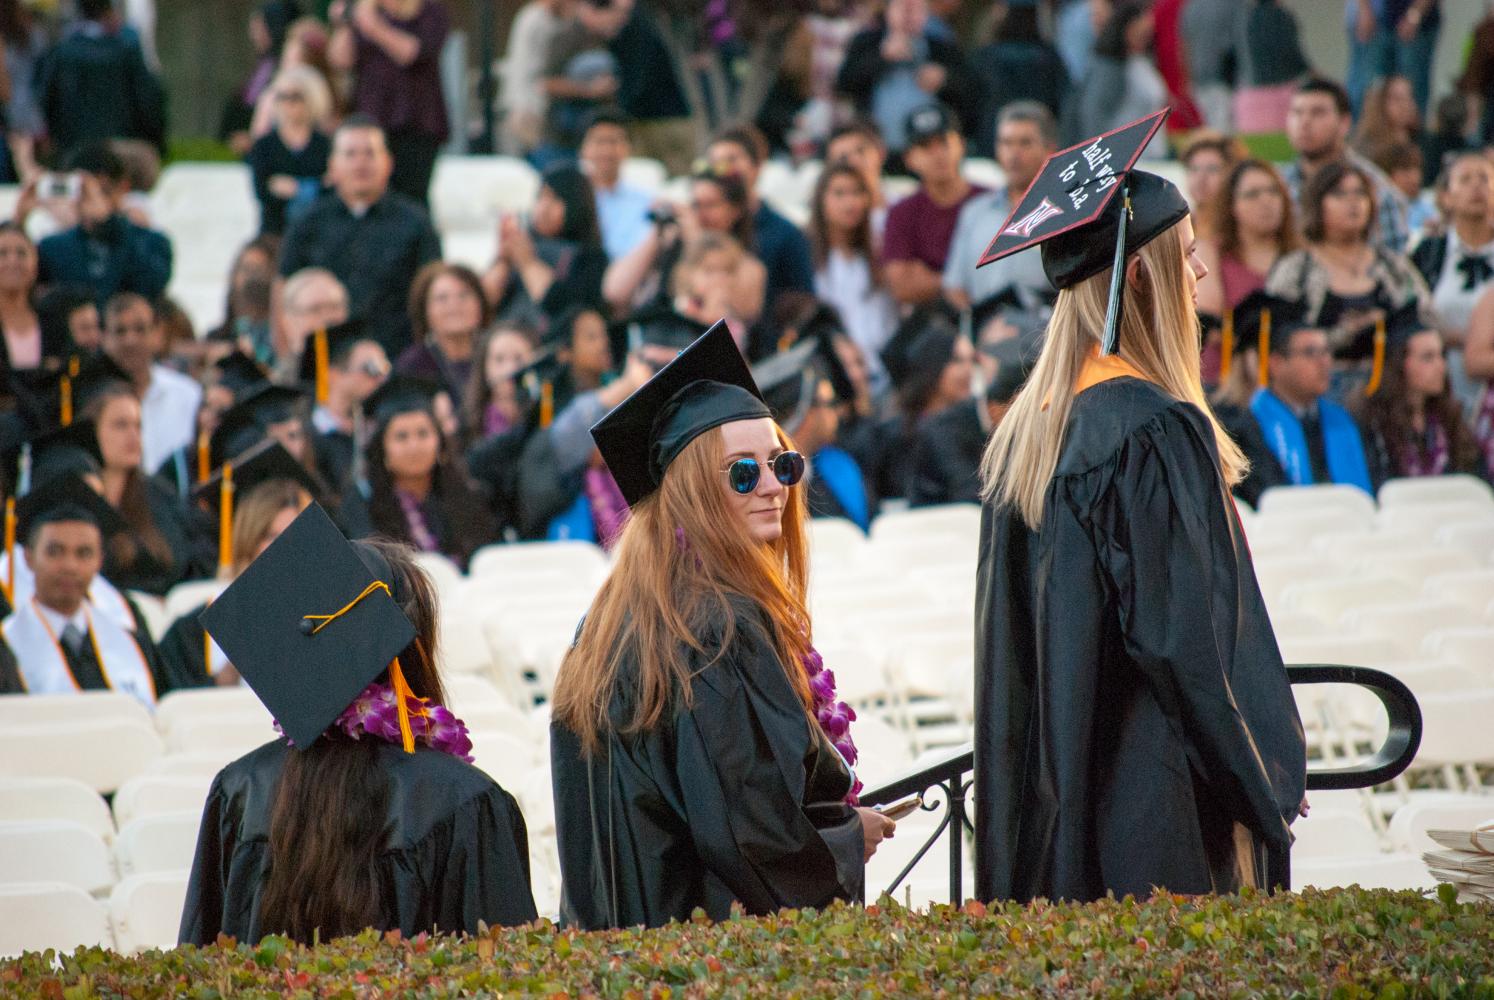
<box><xmin>257</xmin><ymin>538</ymin><xmax>445</xmax><ymax>943</ymax></box>
<box><xmin>230</xmin><ymin>479</ymin><xmax>311</xmax><ymax>575</ymax></box>
<box><xmin>460</xmin><ymin>321</ymin><xmax>537</xmax><ymax>448</ymax></box>
<box><xmin>1353</xmin><ymin>75</ymin><xmax>1418</xmax><ymax>155</ymax></box>
<box><xmin>980</xmin><ymin>222</ymin><xmax>1248</xmax><ymax>528</ymax></box>
<box><xmin>808</xmin><ymin>161</ymin><xmax>877</xmax><ymax>274</ymax></box>
<box><xmin>1354</xmin><ymin>331</ymin><xmax>1484</xmax><ymax>479</ymax></box>
<box><xmin>83</xmin><ymin>385</ymin><xmax>173</xmax><ymax>569</ymax></box>
<box><xmin>1214</xmin><ymin>159</ymin><xmax>1300</xmax><ymax>262</ymax></box>
<box><xmin>407</xmin><ymin>261</ymin><xmax>491</xmax><ymax>347</ymax></box>
<box><xmin>552</xmin><ymin>423</ymin><xmax>814</xmax><ymax>756</ymax></box>
<box><xmin>1300</xmin><ymin>160</ymin><xmax>1378</xmax><ymax>244</ymax></box>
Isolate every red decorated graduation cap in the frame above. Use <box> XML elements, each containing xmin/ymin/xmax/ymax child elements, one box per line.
<box><xmin>978</xmin><ymin>108</ymin><xmax>1184</xmax><ymax>356</ymax></box>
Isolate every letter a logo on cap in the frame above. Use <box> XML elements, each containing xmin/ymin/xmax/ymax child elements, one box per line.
<box><xmin>1003</xmin><ymin>198</ymin><xmax>1063</xmax><ymax>239</ymax></box>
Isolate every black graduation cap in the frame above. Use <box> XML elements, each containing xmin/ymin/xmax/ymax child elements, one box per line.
<box><xmin>361</xmin><ymin>374</ymin><xmax>442</xmax><ymax>426</ymax></box>
<box><xmin>15</xmin><ymin>471</ymin><xmax>126</xmax><ymax>542</ymax></box>
<box><xmin>2</xmin><ymin>420</ymin><xmax>102</xmax><ymax>495</ymax></box>
<box><xmin>880</xmin><ymin>304</ymin><xmax>960</xmax><ymax>390</ymax></box>
<box><xmin>510</xmin><ymin>350</ymin><xmax>571</xmax><ymax>430</ymax></box>
<box><xmin>213</xmin><ymin>352</ymin><xmax>270</xmax><ymax>399</ymax></box>
<box><xmin>68</xmin><ymin>354</ymin><xmax>134</xmax><ymax>414</ymax></box>
<box><xmin>978</xmin><ymin>109</ymin><xmax>1181</xmax><ymax>355</ymax></box>
<box><xmin>210</xmin><ymin>383</ymin><xmax>308</xmax><ymax>468</ymax></box>
<box><xmin>11</xmin><ymin>355</ymin><xmax>131</xmax><ymax>431</ymax></box>
<box><xmin>201</xmin><ymin>503</ymin><xmax>417</xmax><ymax>750</ymax></box>
<box><xmin>769</xmin><ymin>301</ymin><xmax>857</xmax><ymax>406</ymax></box>
<box><xmin>591</xmin><ymin>320</ymin><xmax>769</xmax><ymax>507</ymax></box>
<box><xmin>984</xmin><ymin>335</ymin><xmax>1037</xmax><ymax>405</ymax></box>
<box><xmin>191</xmin><ymin>438</ymin><xmax>320</xmax><ymax>515</ymax></box>
<box><xmin>298</xmin><ymin>318</ymin><xmax>371</xmax><ymax>390</ymax></box>
<box><xmin>622</xmin><ymin>304</ymin><xmax>711</xmax><ymax>353</ymax></box>
<box><xmin>751</xmin><ymin>339</ymin><xmax>822</xmax><ymax>433</ymax></box>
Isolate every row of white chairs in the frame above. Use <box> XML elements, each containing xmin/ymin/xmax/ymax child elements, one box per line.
<box><xmin>0</xmin><ymin>876</ymin><xmax>187</xmax><ymax>957</ymax></box>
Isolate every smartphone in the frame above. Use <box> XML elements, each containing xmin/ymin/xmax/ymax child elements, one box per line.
<box><xmin>873</xmin><ymin>794</ymin><xmax>922</xmax><ymax>822</ymax></box>
<box><xmin>39</xmin><ymin>172</ymin><xmax>80</xmax><ymax>201</ymax></box>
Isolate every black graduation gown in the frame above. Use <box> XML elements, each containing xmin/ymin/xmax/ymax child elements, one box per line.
<box><xmin>974</xmin><ymin>378</ymin><xmax>1305</xmax><ymax>904</ymax></box>
<box><xmin>1214</xmin><ymin>401</ymin><xmax>1290</xmax><ymax>507</ymax></box>
<box><xmin>179</xmin><ymin>739</ymin><xmax>538</xmax><ymax>944</ymax></box>
<box><xmin>551</xmin><ymin>598</ymin><xmax>865</xmax><ymax>930</ymax></box>
<box><xmin>907</xmin><ymin>398</ymin><xmax>987</xmax><ymax>507</ymax></box>
<box><xmin>156</xmin><ymin>600</ymin><xmax>218</xmax><ymax>692</ymax></box>
<box><xmin>106</xmin><ymin>477</ymin><xmax>208</xmax><ymax>596</ymax></box>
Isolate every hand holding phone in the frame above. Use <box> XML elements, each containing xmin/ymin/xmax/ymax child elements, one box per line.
<box><xmin>873</xmin><ymin>794</ymin><xmax>922</xmax><ymax>822</ymax></box>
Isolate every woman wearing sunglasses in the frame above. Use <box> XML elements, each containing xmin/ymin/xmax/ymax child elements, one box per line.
<box><xmin>549</xmin><ymin>322</ymin><xmax>892</xmax><ymax>930</ymax></box>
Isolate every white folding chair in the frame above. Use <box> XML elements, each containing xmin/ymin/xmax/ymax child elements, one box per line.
<box><xmin>126</xmin><ymin>591</ymin><xmax>169</xmax><ymax>643</ymax></box>
<box><xmin>146</xmin><ymin>752</ymin><xmax>238</xmax><ymax>778</ymax></box>
<box><xmin>1257</xmin><ymin>483</ymin><xmax>1377</xmax><ymax>523</ymax></box>
<box><xmin>869</xmin><ymin>503</ymin><xmax>981</xmax><ymax>545</ymax></box>
<box><xmin>469</xmin><ymin>732</ymin><xmax>544</xmax><ymax>792</ymax></box>
<box><xmin>1378</xmin><ymin>474</ymin><xmax>1494</xmax><ymax>508</ymax></box>
<box><xmin>108</xmin><ymin>873</ymin><xmax>189</xmax><ymax>954</ymax></box>
<box><xmin>112</xmin><ymin>775</ymin><xmax>214</xmax><ymax>829</ymax></box>
<box><xmin>1276</xmin><ymin>634</ymin><xmax>1411</xmax><ymax>668</ymax></box>
<box><xmin>1433</xmin><ymin>521</ymin><xmax>1494</xmax><ymax>562</ymax></box>
<box><xmin>0</xmin><ymin>820</ymin><xmax>114</xmax><ymax>894</ymax></box>
<box><xmin>1289</xmin><ymin>808</ymin><xmax>1384</xmax><ymax>858</ymax></box>
<box><xmin>0</xmin><ymin>691</ymin><xmax>151</xmax><ymax>730</ymax></box>
<box><xmin>153</xmin><ymin>687</ymin><xmax>270</xmax><ymax>739</ymax></box>
<box><xmin>429</xmin><ymin>156</ymin><xmax>539</xmax><ymax>231</ymax></box>
<box><xmin>165</xmin><ymin>713</ymin><xmax>277</xmax><ymax>756</ymax></box>
<box><xmin>114</xmin><ymin>812</ymin><xmax>202</xmax><ymax>879</ymax></box>
<box><xmin>1278</xmin><ymin>576</ymin><xmax>1418</xmax><ymax>626</ymax></box>
<box><xmin>0</xmin><ymin>777</ymin><xmax>113</xmax><ymax>843</ymax></box>
<box><xmin>0</xmin><ymin>882</ymin><xmax>112</xmax><ymax>957</ymax></box>
<box><xmin>161</xmin><ymin>579</ymin><xmax>224</xmax><ymax>631</ymax></box>
<box><xmin>1247</xmin><ymin>510</ymin><xmax>1371</xmax><ymax>552</ymax></box>
<box><xmin>808</xmin><ymin>517</ymin><xmax>870</xmax><ymax>569</ymax></box>
<box><xmin>1387</xmin><ymin>798</ymin><xmax>1494</xmax><ymax>854</ymax></box>
<box><xmin>0</xmin><ymin>720</ymin><xmax>162</xmax><ymax>793</ymax></box>
<box><xmin>1293</xmin><ymin>854</ymin><xmax>1435</xmax><ymax>891</ymax></box>
<box><xmin>412</xmin><ymin>551</ymin><xmax>464</xmax><ymax>597</ymax></box>
<box><xmin>467</xmin><ymin>540</ymin><xmax>608</xmax><ymax>583</ymax></box>
<box><xmin>620</xmin><ymin>157</ymin><xmax>668</xmax><ymax>192</ymax></box>
<box><xmin>1411</xmin><ymin>691</ymin><xmax>1494</xmax><ymax>791</ymax></box>
<box><xmin>1421</xmin><ymin>570</ymin><xmax>1494</xmax><ymax>615</ymax></box>
<box><xmin>1339</xmin><ymin>600</ymin><xmax>1482</xmax><ymax>643</ymax></box>
<box><xmin>1376</xmin><ymin>503</ymin><xmax>1494</xmax><ymax>538</ymax></box>
<box><xmin>1421</xmin><ymin>627</ymin><xmax>1494</xmax><ymax>677</ymax></box>
<box><xmin>1346</xmin><ymin>548</ymin><xmax>1483</xmax><ymax>586</ymax></box>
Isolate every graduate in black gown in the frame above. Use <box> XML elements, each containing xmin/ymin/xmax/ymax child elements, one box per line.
<box><xmin>156</xmin><ymin>442</ymin><xmax>317</xmax><ymax>690</ymax></box>
<box><xmin>972</xmin><ymin>110</ymin><xmax>1306</xmax><ymax>904</ymax></box>
<box><xmin>550</xmin><ymin>322</ymin><xmax>888</xmax><ymax>930</ymax></box>
<box><xmin>180</xmin><ymin>509</ymin><xmax>537</xmax><ymax>943</ymax></box>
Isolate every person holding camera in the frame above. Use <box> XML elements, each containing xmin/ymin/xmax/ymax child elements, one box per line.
<box><xmin>22</xmin><ymin>143</ymin><xmax>171</xmax><ymax>307</ymax></box>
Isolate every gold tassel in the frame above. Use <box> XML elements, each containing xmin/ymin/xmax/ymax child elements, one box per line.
<box><xmin>389</xmin><ymin>656</ymin><xmax>417</xmax><ymax>754</ymax></box>
<box><xmin>313</xmin><ymin>328</ymin><xmax>330</xmax><ymax>405</ymax></box>
<box><xmin>1219</xmin><ymin>308</ymin><xmax>1234</xmax><ymax>381</ymax></box>
<box><xmin>1257</xmin><ymin>309</ymin><xmax>1271</xmax><ymax>389</ymax></box>
<box><xmin>60</xmin><ymin>376</ymin><xmax>72</xmax><ymax>427</ymax></box>
<box><xmin>1365</xmin><ymin>314</ymin><xmax>1387</xmax><ymax>397</ymax></box>
<box><xmin>539</xmin><ymin>381</ymin><xmax>554</xmax><ymax>429</ymax></box>
<box><xmin>3</xmin><ymin>498</ymin><xmax>14</xmax><ymax>606</ymax></box>
<box><xmin>196</xmin><ymin>431</ymin><xmax>211</xmax><ymax>484</ymax></box>
<box><xmin>218</xmin><ymin>463</ymin><xmax>234</xmax><ymax>575</ymax></box>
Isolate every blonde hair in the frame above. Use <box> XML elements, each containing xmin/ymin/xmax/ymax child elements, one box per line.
<box><xmin>671</xmin><ymin>232</ymin><xmax>745</xmax><ymax>299</ymax></box>
<box><xmin>231</xmin><ymin>479</ymin><xmax>312</xmax><ymax>575</ymax></box>
<box><xmin>979</xmin><ymin>223</ymin><xmax>1248</xmax><ymax>529</ymax></box>
<box><xmin>552</xmin><ymin>422</ymin><xmax>813</xmax><ymax>755</ymax></box>
<box><xmin>271</xmin><ymin>64</ymin><xmax>334</xmax><ymax>128</ymax></box>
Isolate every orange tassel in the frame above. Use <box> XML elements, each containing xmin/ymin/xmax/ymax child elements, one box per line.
<box><xmin>1219</xmin><ymin>308</ymin><xmax>1234</xmax><ymax>381</ymax></box>
<box><xmin>1365</xmin><ymin>314</ymin><xmax>1387</xmax><ymax>397</ymax></box>
<box><xmin>60</xmin><ymin>377</ymin><xmax>72</xmax><ymax>427</ymax></box>
<box><xmin>218</xmin><ymin>463</ymin><xmax>234</xmax><ymax>575</ymax></box>
<box><xmin>3</xmin><ymin>498</ymin><xmax>14</xmax><ymax>606</ymax></box>
<box><xmin>196</xmin><ymin>431</ymin><xmax>211</xmax><ymax>484</ymax></box>
<box><xmin>1257</xmin><ymin>309</ymin><xmax>1271</xmax><ymax>389</ymax></box>
<box><xmin>389</xmin><ymin>656</ymin><xmax>417</xmax><ymax>754</ymax></box>
<box><xmin>313</xmin><ymin>328</ymin><xmax>330</xmax><ymax>405</ymax></box>
<box><xmin>539</xmin><ymin>381</ymin><xmax>554</xmax><ymax>429</ymax></box>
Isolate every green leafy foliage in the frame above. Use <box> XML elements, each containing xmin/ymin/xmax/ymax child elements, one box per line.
<box><xmin>4</xmin><ymin>888</ymin><xmax>1494</xmax><ymax>998</ymax></box>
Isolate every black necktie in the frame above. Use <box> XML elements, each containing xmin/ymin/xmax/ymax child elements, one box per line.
<box><xmin>60</xmin><ymin>623</ymin><xmax>86</xmax><ymax>657</ymax></box>
<box><xmin>1458</xmin><ymin>254</ymin><xmax>1494</xmax><ymax>292</ymax></box>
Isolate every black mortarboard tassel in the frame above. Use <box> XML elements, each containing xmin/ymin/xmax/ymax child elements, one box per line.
<box><xmin>591</xmin><ymin>320</ymin><xmax>769</xmax><ymax>507</ymax></box>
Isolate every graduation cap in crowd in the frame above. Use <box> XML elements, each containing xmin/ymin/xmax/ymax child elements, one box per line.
<box><xmin>193</xmin><ymin>437</ymin><xmax>321</xmax><ymax>574</ymax></box>
<box><xmin>201</xmin><ymin>503</ymin><xmax>419</xmax><ymax>751</ymax></box>
<box><xmin>509</xmin><ymin>351</ymin><xmax>571</xmax><ymax>430</ymax></box>
<box><xmin>299</xmin><ymin>319</ymin><xmax>371</xmax><ymax>402</ymax></box>
<box><xmin>361</xmin><ymin>374</ymin><xmax>443</xmax><ymax>427</ymax></box>
<box><xmin>880</xmin><ymin>304</ymin><xmax>961</xmax><ymax>391</ymax></box>
<box><xmin>213</xmin><ymin>352</ymin><xmax>271</xmax><ymax>399</ymax></box>
<box><xmin>978</xmin><ymin>108</ymin><xmax>1182</xmax><ymax>355</ymax></box>
<box><xmin>11</xmin><ymin>354</ymin><xmax>132</xmax><ymax>430</ymax></box>
<box><xmin>983</xmin><ymin>333</ymin><xmax>1042</xmax><ymax>406</ymax></box>
<box><xmin>591</xmin><ymin>320</ymin><xmax>769</xmax><ymax>507</ymax></box>
<box><xmin>209</xmin><ymin>383</ymin><xmax>308</xmax><ymax>469</ymax></box>
<box><xmin>621</xmin><ymin>304</ymin><xmax>711</xmax><ymax>353</ymax></box>
<box><xmin>14</xmin><ymin>471</ymin><xmax>126</xmax><ymax>544</ymax></box>
<box><xmin>769</xmin><ymin>301</ymin><xmax>857</xmax><ymax>405</ymax></box>
<box><xmin>1342</xmin><ymin>301</ymin><xmax>1433</xmax><ymax>397</ymax></box>
<box><xmin>67</xmin><ymin>354</ymin><xmax>134</xmax><ymax>417</ymax></box>
<box><xmin>2</xmin><ymin>420</ymin><xmax>102</xmax><ymax>497</ymax></box>
<box><xmin>751</xmin><ymin>339</ymin><xmax>823</xmax><ymax>435</ymax></box>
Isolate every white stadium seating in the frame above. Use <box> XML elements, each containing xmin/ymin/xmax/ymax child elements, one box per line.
<box><xmin>0</xmin><ymin>883</ymin><xmax>112</xmax><ymax>957</ymax></box>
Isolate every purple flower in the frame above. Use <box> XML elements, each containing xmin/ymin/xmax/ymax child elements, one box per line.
<box><xmin>810</xmin><ymin>669</ymin><xmax>837</xmax><ymax>703</ymax></box>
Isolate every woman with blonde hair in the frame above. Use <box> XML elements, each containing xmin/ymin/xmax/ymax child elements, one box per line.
<box><xmin>247</xmin><ymin>64</ymin><xmax>334</xmax><ymax>236</ymax></box>
<box><xmin>972</xmin><ymin>145</ymin><xmax>1305</xmax><ymax>904</ymax></box>
<box><xmin>551</xmin><ymin>322</ymin><xmax>888</xmax><ymax>930</ymax></box>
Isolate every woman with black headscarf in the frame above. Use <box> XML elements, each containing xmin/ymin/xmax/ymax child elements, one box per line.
<box><xmin>482</xmin><ymin>165</ymin><xmax>609</xmax><ymax>337</ymax></box>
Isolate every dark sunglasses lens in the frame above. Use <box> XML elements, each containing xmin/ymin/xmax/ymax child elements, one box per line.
<box><xmin>728</xmin><ymin>459</ymin><xmax>760</xmax><ymax>494</ymax></box>
<box><xmin>774</xmin><ymin>451</ymin><xmax>806</xmax><ymax>486</ymax></box>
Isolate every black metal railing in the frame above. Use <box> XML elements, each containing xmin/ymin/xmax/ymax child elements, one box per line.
<box><xmin>858</xmin><ymin>664</ymin><xmax>1423</xmax><ymax>903</ymax></box>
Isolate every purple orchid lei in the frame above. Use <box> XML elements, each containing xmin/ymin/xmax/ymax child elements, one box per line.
<box><xmin>274</xmin><ymin>682</ymin><xmax>475</xmax><ymax>763</ymax></box>
<box><xmin>803</xmin><ymin>646</ymin><xmax>862</xmax><ymax>806</ymax></box>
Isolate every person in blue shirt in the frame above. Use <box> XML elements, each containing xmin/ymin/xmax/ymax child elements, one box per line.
<box><xmin>706</xmin><ymin>124</ymin><xmax>815</xmax><ymax>311</ymax></box>
<box><xmin>580</xmin><ymin>109</ymin><xmax>654</xmax><ymax>261</ymax></box>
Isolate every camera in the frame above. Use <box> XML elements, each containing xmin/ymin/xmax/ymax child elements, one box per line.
<box><xmin>645</xmin><ymin>205</ymin><xmax>677</xmax><ymax>228</ymax></box>
<box><xmin>39</xmin><ymin>172</ymin><xmax>81</xmax><ymax>201</ymax></box>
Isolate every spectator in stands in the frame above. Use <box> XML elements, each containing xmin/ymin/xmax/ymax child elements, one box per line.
<box><xmin>908</xmin><ymin>335</ymin><xmax>1027</xmax><ymax>507</ymax></box>
<box><xmin>1420</xmin><ymin>93</ymin><xmax>1474</xmax><ymax>189</ymax></box>
<box><xmin>482</xmin><ymin>164</ymin><xmax>607</xmax><ymax>335</ymax></box>
<box><xmin>1464</xmin><ymin>286</ymin><xmax>1494</xmax><ymax>475</ymax></box>
<box><xmin>1230</xmin><ymin>0</ymin><xmax>1310</xmax><ymax>133</ymax></box>
<box><xmin>1197</xmin><ymin>160</ymin><xmax>1301</xmax><ymax>317</ymax></box>
<box><xmin>154</xmin><ymin>351</ymin><xmax>268</xmax><ymax>501</ymax></box>
<box><xmin>83</xmin><ymin>380</ymin><xmax>202</xmax><ymax>594</ymax></box>
<box><xmin>969</xmin><ymin>1</ymin><xmax>1067</xmax><ymax>156</ymax></box>
<box><xmin>550</xmin><ymin>306</ymin><xmax>613</xmax><ymax>397</ymax></box>
<box><xmin>31</xmin><ymin>144</ymin><xmax>172</xmax><ymax>306</ymax></box>
<box><xmin>499</xmin><ymin>0</ymin><xmax>574</xmax><ymax>156</ymax></box>
<box><xmin>180</xmin><ymin>535</ymin><xmax>537</xmax><ymax>944</ymax></box>
<box><xmin>248</xmin><ymin>65</ymin><xmax>333</xmax><ymax>237</ymax></box>
<box><xmin>0</xmin><ymin>223</ymin><xmax>62</xmax><ymax>376</ymax></box>
<box><xmin>536</xmin><ymin>3</ymin><xmax>619</xmax><ymax>165</ymax></box>
<box><xmin>824</xmin><ymin>120</ymin><xmax>889</xmax><ymax>239</ymax></box>
<box><xmin>305</xmin><ymin>320</ymin><xmax>388</xmax><ymax>494</ymax></box>
<box><xmin>1354</xmin><ymin>74</ymin><xmax>1421</xmax><ymax>160</ymax></box>
<box><xmin>396</xmin><ymin>262</ymin><xmax>489</xmax><ymax>407</ymax></box>
<box><xmin>1283</xmin><ymin>77</ymin><xmax>1409</xmax><ymax>254</ymax></box>
<box><xmin>37</xmin><ymin>284</ymin><xmax>102</xmax><ymax>356</ymax></box>
<box><xmin>1233</xmin><ymin>311</ymin><xmax>1375</xmax><ymax>502</ymax></box>
<box><xmin>1266</xmin><ymin>160</ymin><xmax>1430</xmax><ymax>377</ymax></box>
<box><xmin>100</xmin><ymin>293</ymin><xmax>202</xmax><ymax>475</ymax></box>
<box><xmin>1073</xmin><ymin>1</ymin><xmax>1168</xmax><ymax>152</ymax></box>
<box><xmin>809</xmin><ymin>161</ymin><xmax>898</xmax><ymax>396</ymax></box>
<box><xmin>1178</xmin><ymin>0</ymin><xmax>1236</xmax><ymax>132</ymax></box>
<box><xmin>248</xmin><ymin>17</ymin><xmax>342</xmax><ymax>140</ymax></box>
<box><xmin>943</xmin><ymin>102</ymin><xmax>1056</xmax><ymax>316</ymax></box>
<box><xmin>882</xmin><ymin>104</ymin><xmax>984</xmax><ymax>308</ymax></box>
<box><xmin>2</xmin><ymin>0</ymin><xmax>48</xmax><ymax>179</ymax></box>
<box><xmin>278</xmin><ymin>118</ymin><xmax>441</xmax><ymax>359</ymax></box>
<box><xmin>220</xmin><ymin>0</ymin><xmax>301</xmax><ymax>156</ymax></box>
<box><xmin>1179</xmin><ymin>132</ymin><xmax>1243</xmax><ymax>242</ymax></box>
<box><xmin>706</xmin><ymin>124</ymin><xmax>815</xmax><ymax>309</ymax></box>
<box><xmin>1354</xmin><ymin>308</ymin><xmax>1489</xmax><ymax>489</ymax></box>
<box><xmin>1414</xmin><ymin>153</ymin><xmax>1494</xmax><ymax>408</ymax></box>
<box><xmin>328</xmin><ymin>0</ymin><xmax>449</xmax><ymax>207</ymax></box>
<box><xmin>460</xmin><ymin>321</ymin><xmax>536</xmax><ymax>444</ymax></box>
<box><xmin>834</xmin><ymin>0</ymin><xmax>978</xmax><ymax>163</ymax></box>
<box><xmin>157</xmin><ymin>477</ymin><xmax>312</xmax><ymax>689</ymax></box>
<box><xmin>208</xmin><ymin>237</ymin><xmax>280</xmax><ymax>363</ymax></box>
<box><xmin>35</xmin><ymin>0</ymin><xmax>165</xmax><ymax>160</ymax></box>
<box><xmin>0</xmin><ymin>478</ymin><xmax>169</xmax><ymax>701</ymax></box>
<box><xmin>348</xmin><ymin>377</ymin><xmax>499</xmax><ymax>570</ymax></box>
<box><xmin>581</xmin><ymin>110</ymin><xmax>652</xmax><ymax>261</ymax></box>
<box><xmin>274</xmin><ymin>267</ymin><xmax>349</xmax><ymax>379</ymax></box>
<box><xmin>1345</xmin><ymin>0</ymin><xmax>1440</xmax><ymax>118</ymax></box>
<box><xmin>671</xmin><ymin>232</ymin><xmax>766</xmax><ymax>345</ymax></box>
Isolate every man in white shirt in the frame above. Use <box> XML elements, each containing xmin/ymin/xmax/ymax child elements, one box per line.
<box><xmin>581</xmin><ymin>109</ymin><xmax>654</xmax><ymax>260</ymax></box>
<box><xmin>100</xmin><ymin>292</ymin><xmax>200</xmax><ymax>475</ymax></box>
<box><xmin>943</xmin><ymin>101</ymin><xmax>1056</xmax><ymax>321</ymax></box>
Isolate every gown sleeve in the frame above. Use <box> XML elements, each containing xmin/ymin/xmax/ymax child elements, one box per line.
<box><xmin>0</xmin><ymin>638</ymin><xmax>24</xmax><ymax>693</ymax></box>
<box><xmin>673</xmin><ymin>612</ymin><xmax>865</xmax><ymax>913</ymax></box>
<box><xmin>178</xmin><ymin>771</ymin><xmax>231</xmax><ymax>945</ymax></box>
<box><xmin>417</xmin><ymin>784</ymin><xmax>539</xmax><ymax>933</ymax></box>
<box><xmin>1094</xmin><ymin>404</ymin><xmax>1294</xmax><ymax>852</ymax></box>
<box><xmin>155</xmin><ymin>605</ymin><xmax>213</xmax><ymax>694</ymax></box>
